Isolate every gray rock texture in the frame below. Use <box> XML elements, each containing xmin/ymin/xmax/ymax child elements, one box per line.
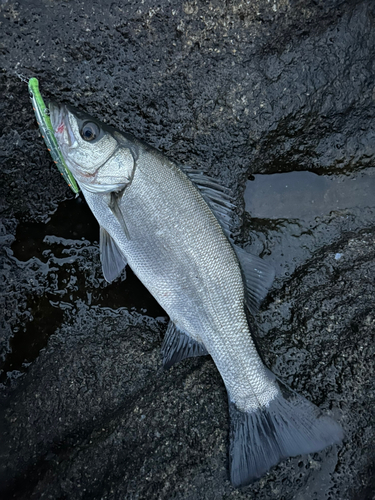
<box><xmin>0</xmin><ymin>0</ymin><xmax>374</xmax><ymax>499</ymax></box>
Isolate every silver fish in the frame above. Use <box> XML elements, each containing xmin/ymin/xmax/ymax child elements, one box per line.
<box><xmin>49</xmin><ymin>102</ymin><xmax>343</xmax><ymax>486</ymax></box>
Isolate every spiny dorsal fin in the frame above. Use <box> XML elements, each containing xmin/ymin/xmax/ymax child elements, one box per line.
<box><xmin>161</xmin><ymin>320</ymin><xmax>209</xmax><ymax>370</ymax></box>
<box><xmin>181</xmin><ymin>166</ymin><xmax>274</xmax><ymax>311</ymax></box>
<box><xmin>100</xmin><ymin>226</ymin><xmax>127</xmax><ymax>283</ymax></box>
<box><xmin>181</xmin><ymin>166</ymin><xmax>235</xmax><ymax>237</ymax></box>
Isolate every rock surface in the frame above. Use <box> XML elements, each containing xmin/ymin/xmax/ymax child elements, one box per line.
<box><xmin>0</xmin><ymin>1</ymin><xmax>374</xmax><ymax>499</ymax></box>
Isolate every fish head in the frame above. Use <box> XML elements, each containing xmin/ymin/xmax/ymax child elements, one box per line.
<box><xmin>49</xmin><ymin>103</ymin><xmax>135</xmax><ymax>193</ymax></box>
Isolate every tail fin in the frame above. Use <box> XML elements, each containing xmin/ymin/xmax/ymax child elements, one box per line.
<box><xmin>228</xmin><ymin>381</ymin><xmax>343</xmax><ymax>487</ymax></box>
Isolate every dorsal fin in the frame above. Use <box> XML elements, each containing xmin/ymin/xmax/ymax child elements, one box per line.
<box><xmin>180</xmin><ymin>166</ymin><xmax>274</xmax><ymax>312</ymax></box>
<box><xmin>161</xmin><ymin>320</ymin><xmax>209</xmax><ymax>370</ymax></box>
<box><xmin>233</xmin><ymin>245</ymin><xmax>275</xmax><ymax>314</ymax></box>
<box><xmin>181</xmin><ymin>166</ymin><xmax>235</xmax><ymax>237</ymax></box>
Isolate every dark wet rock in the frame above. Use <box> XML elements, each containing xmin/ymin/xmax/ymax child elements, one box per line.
<box><xmin>0</xmin><ymin>0</ymin><xmax>374</xmax><ymax>499</ymax></box>
<box><xmin>1</xmin><ymin>227</ymin><xmax>374</xmax><ymax>500</ymax></box>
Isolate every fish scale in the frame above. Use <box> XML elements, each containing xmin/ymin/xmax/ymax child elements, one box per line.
<box><xmin>125</xmin><ymin>158</ymin><xmax>272</xmax><ymax>407</ymax></box>
<box><xmin>49</xmin><ymin>101</ymin><xmax>343</xmax><ymax>487</ymax></box>
<box><xmin>83</xmin><ymin>146</ymin><xmax>273</xmax><ymax>409</ymax></box>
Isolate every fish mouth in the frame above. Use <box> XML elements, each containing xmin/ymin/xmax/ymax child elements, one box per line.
<box><xmin>49</xmin><ymin>102</ymin><xmax>77</xmax><ymax>148</ymax></box>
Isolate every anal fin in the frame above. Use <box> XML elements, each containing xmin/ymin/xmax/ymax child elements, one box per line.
<box><xmin>161</xmin><ymin>321</ymin><xmax>209</xmax><ymax>369</ymax></box>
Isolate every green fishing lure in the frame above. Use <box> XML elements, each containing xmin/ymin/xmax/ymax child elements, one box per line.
<box><xmin>28</xmin><ymin>78</ymin><xmax>79</xmax><ymax>194</ymax></box>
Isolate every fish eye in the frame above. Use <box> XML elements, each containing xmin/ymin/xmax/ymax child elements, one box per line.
<box><xmin>80</xmin><ymin>122</ymin><xmax>100</xmax><ymax>142</ymax></box>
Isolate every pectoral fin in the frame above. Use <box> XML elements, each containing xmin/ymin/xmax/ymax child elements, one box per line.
<box><xmin>105</xmin><ymin>190</ymin><xmax>131</xmax><ymax>240</ymax></box>
<box><xmin>100</xmin><ymin>226</ymin><xmax>127</xmax><ymax>283</ymax></box>
<box><xmin>161</xmin><ymin>321</ymin><xmax>209</xmax><ymax>369</ymax></box>
<box><xmin>234</xmin><ymin>245</ymin><xmax>275</xmax><ymax>314</ymax></box>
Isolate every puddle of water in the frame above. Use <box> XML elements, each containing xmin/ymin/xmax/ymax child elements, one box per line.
<box><xmin>244</xmin><ymin>169</ymin><xmax>375</xmax><ymax>219</ymax></box>
<box><xmin>243</xmin><ymin>168</ymin><xmax>375</xmax><ymax>282</ymax></box>
<box><xmin>11</xmin><ymin>197</ymin><xmax>99</xmax><ymax>261</ymax></box>
<box><xmin>11</xmin><ymin>196</ymin><xmax>165</xmax><ymax>316</ymax></box>
<box><xmin>2</xmin><ymin>196</ymin><xmax>165</xmax><ymax>383</ymax></box>
<box><xmin>0</xmin><ymin>296</ymin><xmax>64</xmax><ymax>383</ymax></box>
